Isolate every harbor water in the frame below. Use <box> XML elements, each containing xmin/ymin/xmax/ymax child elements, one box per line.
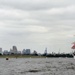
<box><xmin>0</xmin><ymin>58</ymin><xmax>75</xmax><ymax>75</ymax></box>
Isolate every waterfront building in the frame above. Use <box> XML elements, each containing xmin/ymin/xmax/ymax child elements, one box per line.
<box><xmin>25</xmin><ymin>49</ymin><xmax>31</xmax><ymax>55</ymax></box>
<box><xmin>3</xmin><ymin>50</ymin><xmax>9</xmax><ymax>55</ymax></box>
<box><xmin>44</xmin><ymin>48</ymin><xmax>47</xmax><ymax>55</ymax></box>
<box><xmin>22</xmin><ymin>49</ymin><xmax>31</xmax><ymax>55</ymax></box>
<box><xmin>10</xmin><ymin>46</ymin><xmax>18</xmax><ymax>54</ymax></box>
<box><xmin>17</xmin><ymin>51</ymin><xmax>21</xmax><ymax>54</ymax></box>
<box><xmin>0</xmin><ymin>48</ymin><xmax>2</xmax><ymax>55</ymax></box>
<box><xmin>22</xmin><ymin>49</ymin><xmax>26</xmax><ymax>54</ymax></box>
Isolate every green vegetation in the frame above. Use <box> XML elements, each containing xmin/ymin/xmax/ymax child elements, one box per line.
<box><xmin>0</xmin><ymin>54</ymin><xmax>46</xmax><ymax>58</ymax></box>
<box><xmin>0</xmin><ymin>53</ymin><xmax>73</xmax><ymax>58</ymax></box>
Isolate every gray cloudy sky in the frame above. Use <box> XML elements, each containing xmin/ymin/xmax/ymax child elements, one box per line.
<box><xmin>0</xmin><ymin>0</ymin><xmax>75</xmax><ymax>53</ymax></box>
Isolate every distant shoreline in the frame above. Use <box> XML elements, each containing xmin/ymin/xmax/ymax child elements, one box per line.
<box><xmin>0</xmin><ymin>55</ymin><xmax>46</xmax><ymax>58</ymax></box>
<box><xmin>0</xmin><ymin>54</ymin><xmax>73</xmax><ymax>58</ymax></box>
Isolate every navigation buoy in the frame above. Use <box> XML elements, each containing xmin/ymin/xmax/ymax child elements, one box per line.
<box><xmin>6</xmin><ymin>57</ymin><xmax>9</xmax><ymax>60</ymax></box>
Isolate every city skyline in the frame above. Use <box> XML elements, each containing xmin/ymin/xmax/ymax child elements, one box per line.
<box><xmin>0</xmin><ymin>0</ymin><xmax>75</xmax><ymax>53</ymax></box>
<box><xmin>0</xmin><ymin>46</ymin><xmax>47</xmax><ymax>53</ymax></box>
<box><xmin>0</xmin><ymin>46</ymin><xmax>47</xmax><ymax>54</ymax></box>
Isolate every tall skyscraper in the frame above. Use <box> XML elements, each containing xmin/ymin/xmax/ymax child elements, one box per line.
<box><xmin>13</xmin><ymin>46</ymin><xmax>17</xmax><ymax>54</ymax></box>
<box><xmin>10</xmin><ymin>46</ymin><xmax>18</xmax><ymax>54</ymax></box>
<box><xmin>44</xmin><ymin>47</ymin><xmax>47</xmax><ymax>55</ymax></box>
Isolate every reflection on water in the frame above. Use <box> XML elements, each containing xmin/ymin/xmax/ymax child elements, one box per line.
<box><xmin>0</xmin><ymin>58</ymin><xmax>75</xmax><ymax>75</ymax></box>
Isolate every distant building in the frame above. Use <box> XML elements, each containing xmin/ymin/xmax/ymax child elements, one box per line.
<box><xmin>22</xmin><ymin>49</ymin><xmax>26</xmax><ymax>54</ymax></box>
<box><xmin>44</xmin><ymin>48</ymin><xmax>47</xmax><ymax>55</ymax></box>
<box><xmin>10</xmin><ymin>49</ymin><xmax>13</xmax><ymax>54</ymax></box>
<box><xmin>25</xmin><ymin>49</ymin><xmax>31</xmax><ymax>55</ymax></box>
<box><xmin>33</xmin><ymin>50</ymin><xmax>38</xmax><ymax>55</ymax></box>
<box><xmin>10</xmin><ymin>46</ymin><xmax>18</xmax><ymax>54</ymax></box>
<box><xmin>0</xmin><ymin>48</ymin><xmax>2</xmax><ymax>55</ymax></box>
<box><xmin>3</xmin><ymin>50</ymin><xmax>9</xmax><ymax>55</ymax></box>
<box><xmin>38</xmin><ymin>53</ymin><xmax>41</xmax><ymax>56</ymax></box>
<box><xmin>17</xmin><ymin>51</ymin><xmax>21</xmax><ymax>54</ymax></box>
<box><xmin>22</xmin><ymin>49</ymin><xmax>31</xmax><ymax>55</ymax></box>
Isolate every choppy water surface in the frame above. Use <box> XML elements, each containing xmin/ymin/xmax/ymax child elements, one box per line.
<box><xmin>0</xmin><ymin>58</ymin><xmax>75</xmax><ymax>75</ymax></box>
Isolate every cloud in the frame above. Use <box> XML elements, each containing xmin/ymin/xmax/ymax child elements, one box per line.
<box><xmin>0</xmin><ymin>0</ymin><xmax>75</xmax><ymax>53</ymax></box>
<box><xmin>0</xmin><ymin>7</ymin><xmax>29</xmax><ymax>21</ymax></box>
<box><xmin>6</xmin><ymin>25</ymin><xmax>49</xmax><ymax>35</ymax></box>
<box><xmin>0</xmin><ymin>0</ymin><xmax>75</xmax><ymax>10</ymax></box>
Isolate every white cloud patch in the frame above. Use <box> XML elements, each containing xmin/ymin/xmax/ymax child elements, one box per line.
<box><xmin>47</xmin><ymin>5</ymin><xmax>75</xmax><ymax>15</ymax></box>
<box><xmin>23</xmin><ymin>25</ymin><xmax>49</xmax><ymax>33</ymax></box>
<box><xmin>0</xmin><ymin>7</ymin><xmax>29</xmax><ymax>20</ymax></box>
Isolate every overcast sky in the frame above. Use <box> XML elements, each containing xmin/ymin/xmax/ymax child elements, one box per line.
<box><xmin>0</xmin><ymin>0</ymin><xmax>75</xmax><ymax>53</ymax></box>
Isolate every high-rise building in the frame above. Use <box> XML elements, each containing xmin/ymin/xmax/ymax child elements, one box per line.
<box><xmin>44</xmin><ymin>48</ymin><xmax>47</xmax><ymax>55</ymax></box>
<box><xmin>25</xmin><ymin>49</ymin><xmax>31</xmax><ymax>55</ymax></box>
<box><xmin>22</xmin><ymin>49</ymin><xmax>31</xmax><ymax>55</ymax></box>
<box><xmin>22</xmin><ymin>49</ymin><xmax>26</xmax><ymax>54</ymax></box>
<box><xmin>0</xmin><ymin>48</ymin><xmax>2</xmax><ymax>55</ymax></box>
<box><xmin>10</xmin><ymin>46</ymin><xmax>18</xmax><ymax>54</ymax></box>
<box><xmin>13</xmin><ymin>46</ymin><xmax>17</xmax><ymax>54</ymax></box>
